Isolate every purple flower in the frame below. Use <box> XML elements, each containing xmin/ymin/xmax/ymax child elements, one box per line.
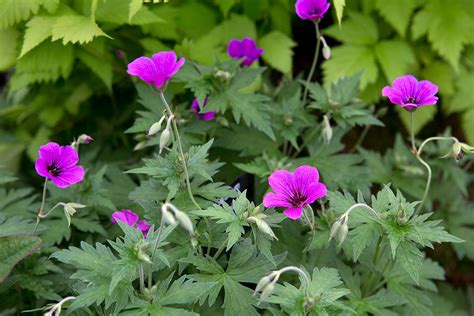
<box><xmin>295</xmin><ymin>0</ymin><xmax>331</xmax><ymax>21</ymax></box>
<box><xmin>382</xmin><ymin>75</ymin><xmax>438</xmax><ymax>111</ymax></box>
<box><xmin>227</xmin><ymin>37</ymin><xmax>264</xmax><ymax>66</ymax></box>
<box><xmin>35</xmin><ymin>142</ymin><xmax>85</xmax><ymax>189</ymax></box>
<box><xmin>263</xmin><ymin>165</ymin><xmax>327</xmax><ymax>220</ymax></box>
<box><xmin>191</xmin><ymin>97</ymin><xmax>216</xmax><ymax>121</ymax></box>
<box><xmin>111</xmin><ymin>209</ymin><xmax>151</xmax><ymax>236</ymax></box>
<box><xmin>127</xmin><ymin>51</ymin><xmax>185</xmax><ymax>89</ymax></box>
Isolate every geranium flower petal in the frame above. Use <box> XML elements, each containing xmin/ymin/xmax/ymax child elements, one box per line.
<box><xmin>263</xmin><ymin>192</ymin><xmax>293</xmax><ymax>208</ymax></box>
<box><xmin>56</xmin><ymin>146</ymin><xmax>79</xmax><ymax>169</ymax></box>
<box><xmin>127</xmin><ymin>57</ymin><xmax>157</xmax><ymax>85</ymax></box>
<box><xmin>283</xmin><ymin>207</ymin><xmax>303</xmax><ymax>220</ymax></box>
<box><xmin>38</xmin><ymin>142</ymin><xmax>61</xmax><ymax>166</ymax></box>
<box><xmin>268</xmin><ymin>169</ymin><xmax>294</xmax><ymax>197</ymax></box>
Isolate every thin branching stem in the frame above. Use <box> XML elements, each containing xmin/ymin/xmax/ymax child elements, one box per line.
<box><xmin>32</xmin><ymin>178</ymin><xmax>49</xmax><ymax>235</ymax></box>
<box><xmin>302</xmin><ymin>22</ymin><xmax>321</xmax><ymax>105</ymax></box>
<box><xmin>158</xmin><ymin>91</ymin><xmax>202</xmax><ymax>211</ymax></box>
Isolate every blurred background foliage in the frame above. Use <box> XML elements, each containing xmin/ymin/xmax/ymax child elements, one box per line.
<box><xmin>0</xmin><ymin>0</ymin><xmax>473</xmax><ymax>174</ymax></box>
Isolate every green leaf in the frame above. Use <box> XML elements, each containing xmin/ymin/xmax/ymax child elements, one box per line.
<box><xmin>334</xmin><ymin>0</ymin><xmax>346</xmax><ymax>26</ymax></box>
<box><xmin>323</xmin><ymin>45</ymin><xmax>378</xmax><ymax>89</ymax></box>
<box><xmin>412</xmin><ymin>0</ymin><xmax>474</xmax><ymax>70</ymax></box>
<box><xmin>0</xmin><ymin>0</ymin><xmax>41</xmax><ymax>29</ymax></box>
<box><xmin>0</xmin><ymin>235</ymin><xmax>42</xmax><ymax>282</ymax></box>
<box><xmin>11</xmin><ymin>41</ymin><xmax>74</xmax><ymax>90</ymax></box>
<box><xmin>374</xmin><ymin>0</ymin><xmax>419</xmax><ymax>37</ymax></box>
<box><xmin>324</xmin><ymin>12</ymin><xmax>378</xmax><ymax>45</ymax></box>
<box><xmin>395</xmin><ymin>242</ymin><xmax>423</xmax><ymax>284</ymax></box>
<box><xmin>375</xmin><ymin>40</ymin><xmax>416</xmax><ymax>82</ymax></box>
<box><xmin>51</xmin><ymin>15</ymin><xmax>110</xmax><ymax>45</ymax></box>
<box><xmin>0</xmin><ymin>216</ymin><xmax>37</xmax><ymax>237</ymax></box>
<box><xmin>129</xmin><ymin>0</ymin><xmax>143</xmax><ymax>22</ymax></box>
<box><xmin>215</xmin><ymin>0</ymin><xmax>237</xmax><ymax>17</ymax></box>
<box><xmin>0</xmin><ymin>28</ymin><xmax>18</xmax><ymax>70</ymax></box>
<box><xmin>76</xmin><ymin>42</ymin><xmax>113</xmax><ymax>90</ymax></box>
<box><xmin>259</xmin><ymin>31</ymin><xmax>296</xmax><ymax>74</ymax></box>
<box><xmin>19</xmin><ymin>16</ymin><xmax>54</xmax><ymax>58</ymax></box>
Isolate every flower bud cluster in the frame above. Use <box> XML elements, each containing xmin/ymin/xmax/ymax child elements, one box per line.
<box><xmin>329</xmin><ymin>213</ymin><xmax>349</xmax><ymax>247</ymax></box>
<box><xmin>161</xmin><ymin>202</ymin><xmax>194</xmax><ymax>234</ymax></box>
<box><xmin>159</xmin><ymin>115</ymin><xmax>175</xmax><ymax>154</ymax></box>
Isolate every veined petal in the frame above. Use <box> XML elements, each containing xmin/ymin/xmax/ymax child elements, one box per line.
<box><xmin>293</xmin><ymin>165</ymin><xmax>320</xmax><ymax>194</ymax></box>
<box><xmin>56</xmin><ymin>146</ymin><xmax>79</xmax><ymax>169</ymax></box>
<box><xmin>127</xmin><ymin>57</ymin><xmax>157</xmax><ymax>85</ymax></box>
<box><xmin>38</xmin><ymin>142</ymin><xmax>61</xmax><ymax>166</ymax></box>
<box><xmin>263</xmin><ymin>192</ymin><xmax>293</xmax><ymax>208</ymax></box>
<box><xmin>392</xmin><ymin>75</ymin><xmax>418</xmax><ymax>99</ymax></box>
<box><xmin>268</xmin><ymin>169</ymin><xmax>294</xmax><ymax>197</ymax></box>
<box><xmin>283</xmin><ymin>207</ymin><xmax>303</xmax><ymax>220</ymax></box>
<box><xmin>416</xmin><ymin>80</ymin><xmax>438</xmax><ymax>104</ymax></box>
<box><xmin>304</xmin><ymin>182</ymin><xmax>327</xmax><ymax>204</ymax></box>
<box><xmin>55</xmin><ymin>165</ymin><xmax>85</xmax><ymax>188</ymax></box>
<box><xmin>152</xmin><ymin>51</ymin><xmax>177</xmax><ymax>74</ymax></box>
<box><xmin>35</xmin><ymin>158</ymin><xmax>49</xmax><ymax>178</ymax></box>
<box><xmin>112</xmin><ymin>210</ymin><xmax>139</xmax><ymax>226</ymax></box>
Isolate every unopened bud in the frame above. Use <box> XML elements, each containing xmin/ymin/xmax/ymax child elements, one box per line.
<box><xmin>148</xmin><ymin>116</ymin><xmax>166</xmax><ymax>136</ymax></box>
<box><xmin>62</xmin><ymin>203</ymin><xmax>86</xmax><ymax>227</ymax></box>
<box><xmin>322</xmin><ymin>115</ymin><xmax>333</xmax><ymax>144</ymax></box>
<box><xmin>329</xmin><ymin>219</ymin><xmax>342</xmax><ymax>241</ymax></box>
<box><xmin>174</xmin><ymin>211</ymin><xmax>194</xmax><ymax>234</ymax></box>
<box><xmin>337</xmin><ymin>223</ymin><xmax>348</xmax><ymax>246</ymax></box>
<box><xmin>254</xmin><ymin>275</ymin><xmax>273</xmax><ymax>295</ymax></box>
<box><xmin>214</xmin><ymin>69</ymin><xmax>232</xmax><ymax>81</ymax></box>
<box><xmin>452</xmin><ymin>142</ymin><xmax>463</xmax><ymax>161</ymax></box>
<box><xmin>320</xmin><ymin>36</ymin><xmax>331</xmax><ymax>60</ymax></box>
<box><xmin>248</xmin><ymin>217</ymin><xmax>277</xmax><ymax>240</ymax></box>
<box><xmin>259</xmin><ymin>282</ymin><xmax>274</xmax><ymax>302</ymax></box>
<box><xmin>134</xmin><ymin>141</ymin><xmax>147</xmax><ymax>151</ymax></box>
<box><xmin>137</xmin><ymin>240</ymin><xmax>152</xmax><ymax>264</ymax></box>
<box><xmin>161</xmin><ymin>207</ymin><xmax>176</xmax><ymax>225</ymax></box>
<box><xmin>396</xmin><ymin>204</ymin><xmax>408</xmax><ymax>225</ymax></box>
<box><xmin>159</xmin><ymin>115</ymin><xmax>174</xmax><ymax>154</ymax></box>
<box><xmin>77</xmin><ymin>134</ymin><xmax>93</xmax><ymax>144</ymax></box>
<box><xmin>461</xmin><ymin>142</ymin><xmax>474</xmax><ymax>155</ymax></box>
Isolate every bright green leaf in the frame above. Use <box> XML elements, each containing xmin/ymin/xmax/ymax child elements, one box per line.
<box><xmin>0</xmin><ymin>28</ymin><xmax>18</xmax><ymax>70</ymax></box>
<box><xmin>259</xmin><ymin>31</ymin><xmax>296</xmax><ymax>74</ymax></box>
<box><xmin>52</xmin><ymin>15</ymin><xmax>110</xmax><ymax>45</ymax></box>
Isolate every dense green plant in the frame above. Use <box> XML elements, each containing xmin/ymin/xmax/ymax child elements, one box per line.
<box><xmin>0</xmin><ymin>0</ymin><xmax>473</xmax><ymax>315</ymax></box>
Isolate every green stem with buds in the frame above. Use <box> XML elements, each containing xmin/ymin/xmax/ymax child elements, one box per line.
<box><xmin>414</xmin><ymin>136</ymin><xmax>459</xmax><ymax>213</ymax></box>
<box><xmin>159</xmin><ymin>91</ymin><xmax>201</xmax><ymax>211</ymax></box>
<box><xmin>302</xmin><ymin>22</ymin><xmax>321</xmax><ymax>105</ymax></box>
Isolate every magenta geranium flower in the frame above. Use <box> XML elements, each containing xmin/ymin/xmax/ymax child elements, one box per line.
<box><xmin>295</xmin><ymin>0</ymin><xmax>331</xmax><ymax>21</ymax></box>
<box><xmin>382</xmin><ymin>75</ymin><xmax>438</xmax><ymax>111</ymax></box>
<box><xmin>263</xmin><ymin>165</ymin><xmax>327</xmax><ymax>220</ymax></box>
<box><xmin>227</xmin><ymin>37</ymin><xmax>264</xmax><ymax>66</ymax></box>
<box><xmin>35</xmin><ymin>142</ymin><xmax>85</xmax><ymax>189</ymax></box>
<box><xmin>191</xmin><ymin>97</ymin><xmax>216</xmax><ymax>121</ymax></box>
<box><xmin>111</xmin><ymin>210</ymin><xmax>151</xmax><ymax>236</ymax></box>
<box><xmin>127</xmin><ymin>51</ymin><xmax>185</xmax><ymax>89</ymax></box>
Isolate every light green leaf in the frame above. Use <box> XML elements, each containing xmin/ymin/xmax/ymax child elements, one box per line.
<box><xmin>76</xmin><ymin>44</ymin><xmax>113</xmax><ymax>90</ymax></box>
<box><xmin>334</xmin><ymin>0</ymin><xmax>346</xmax><ymax>26</ymax></box>
<box><xmin>19</xmin><ymin>16</ymin><xmax>55</xmax><ymax>58</ymax></box>
<box><xmin>215</xmin><ymin>0</ymin><xmax>237</xmax><ymax>17</ymax></box>
<box><xmin>412</xmin><ymin>0</ymin><xmax>474</xmax><ymax>70</ymax></box>
<box><xmin>323</xmin><ymin>45</ymin><xmax>378</xmax><ymax>89</ymax></box>
<box><xmin>0</xmin><ymin>235</ymin><xmax>42</xmax><ymax>282</ymax></box>
<box><xmin>422</xmin><ymin>61</ymin><xmax>455</xmax><ymax>96</ymax></box>
<box><xmin>51</xmin><ymin>15</ymin><xmax>110</xmax><ymax>45</ymax></box>
<box><xmin>375</xmin><ymin>0</ymin><xmax>419</xmax><ymax>37</ymax></box>
<box><xmin>259</xmin><ymin>31</ymin><xmax>296</xmax><ymax>74</ymax></box>
<box><xmin>0</xmin><ymin>28</ymin><xmax>18</xmax><ymax>70</ymax></box>
<box><xmin>0</xmin><ymin>0</ymin><xmax>41</xmax><ymax>29</ymax></box>
<box><xmin>324</xmin><ymin>12</ymin><xmax>378</xmax><ymax>45</ymax></box>
<box><xmin>129</xmin><ymin>0</ymin><xmax>143</xmax><ymax>22</ymax></box>
<box><xmin>375</xmin><ymin>40</ymin><xmax>416</xmax><ymax>81</ymax></box>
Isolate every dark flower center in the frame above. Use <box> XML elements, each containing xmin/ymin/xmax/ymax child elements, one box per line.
<box><xmin>291</xmin><ymin>192</ymin><xmax>307</xmax><ymax>206</ymax></box>
<box><xmin>405</xmin><ymin>97</ymin><xmax>418</xmax><ymax>104</ymax></box>
<box><xmin>309</xmin><ymin>8</ymin><xmax>321</xmax><ymax>15</ymax></box>
<box><xmin>47</xmin><ymin>164</ymin><xmax>61</xmax><ymax>177</ymax></box>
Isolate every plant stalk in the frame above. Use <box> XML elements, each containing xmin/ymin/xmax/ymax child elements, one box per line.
<box><xmin>32</xmin><ymin>178</ymin><xmax>48</xmax><ymax>235</ymax></box>
<box><xmin>302</xmin><ymin>22</ymin><xmax>321</xmax><ymax>105</ymax></box>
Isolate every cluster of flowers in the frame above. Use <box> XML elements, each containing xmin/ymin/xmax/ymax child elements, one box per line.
<box><xmin>32</xmin><ymin>0</ymin><xmax>446</xmax><ymax>238</ymax></box>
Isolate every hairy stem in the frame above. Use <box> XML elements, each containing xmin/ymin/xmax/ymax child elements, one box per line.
<box><xmin>213</xmin><ymin>237</ymin><xmax>229</xmax><ymax>259</ymax></box>
<box><xmin>302</xmin><ymin>22</ymin><xmax>321</xmax><ymax>105</ymax></box>
<box><xmin>278</xmin><ymin>266</ymin><xmax>311</xmax><ymax>288</ymax></box>
<box><xmin>159</xmin><ymin>91</ymin><xmax>202</xmax><ymax>211</ymax></box>
<box><xmin>409</xmin><ymin>111</ymin><xmax>416</xmax><ymax>152</ymax></box>
<box><xmin>32</xmin><ymin>178</ymin><xmax>48</xmax><ymax>235</ymax></box>
<box><xmin>414</xmin><ymin>136</ymin><xmax>459</xmax><ymax>213</ymax></box>
<box><xmin>139</xmin><ymin>264</ymin><xmax>145</xmax><ymax>292</ymax></box>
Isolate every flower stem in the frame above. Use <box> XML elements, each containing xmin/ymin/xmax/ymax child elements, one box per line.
<box><xmin>414</xmin><ymin>136</ymin><xmax>459</xmax><ymax>213</ymax></box>
<box><xmin>139</xmin><ymin>264</ymin><xmax>145</xmax><ymax>292</ymax></box>
<box><xmin>345</xmin><ymin>203</ymin><xmax>381</xmax><ymax>219</ymax></box>
<box><xmin>212</xmin><ymin>237</ymin><xmax>228</xmax><ymax>259</ymax></box>
<box><xmin>158</xmin><ymin>91</ymin><xmax>201</xmax><ymax>211</ymax></box>
<box><xmin>277</xmin><ymin>266</ymin><xmax>311</xmax><ymax>288</ymax></box>
<box><xmin>302</xmin><ymin>22</ymin><xmax>321</xmax><ymax>105</ymax></box>
<box><xmin>409</xmin><ymin>111</ymin><xmax>416</xmax><ymax>152</ymax></box>
<box><xmin>32</xmin><ymin>178</ymin><xmax>48</xmax><ymax>235</ymax></box>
